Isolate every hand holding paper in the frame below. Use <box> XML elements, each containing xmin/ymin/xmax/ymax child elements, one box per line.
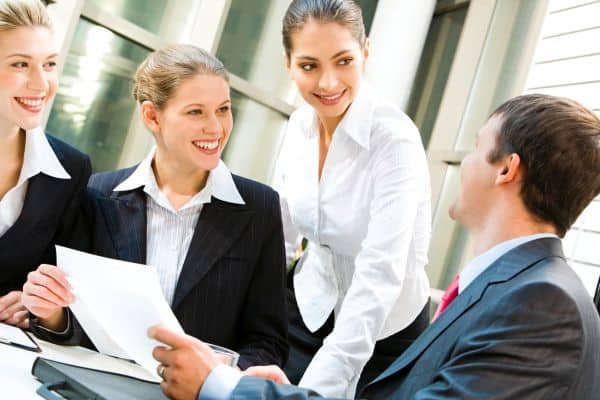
<box><xmin>56</xmin><ymin>246</ymin><xmax>184</xmax><ymax>381</ymax></box>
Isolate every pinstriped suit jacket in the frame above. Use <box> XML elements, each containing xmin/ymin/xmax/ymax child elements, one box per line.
<box><xmin>47</xmin><ymin>166</ymin><xmax>288</xmax><ymax>368</ymax></box>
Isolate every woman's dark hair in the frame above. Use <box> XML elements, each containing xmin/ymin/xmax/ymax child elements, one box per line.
<box><xmin>282</xmin><ymin>0</ymin><xmax>366</xmax><ymax>58</ymax></box>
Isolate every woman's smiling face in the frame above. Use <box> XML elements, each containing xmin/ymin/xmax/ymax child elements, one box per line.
<box><xmin>287</xmin><ymin>19</ymin><xmax>368</xmax><ymax>127</ymax></box>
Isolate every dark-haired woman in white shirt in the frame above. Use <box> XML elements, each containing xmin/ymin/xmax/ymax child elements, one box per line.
<box><xmin>275</xmin><ymin>0</ymin><xmax>432</xmax><ymax>397</ymax></box>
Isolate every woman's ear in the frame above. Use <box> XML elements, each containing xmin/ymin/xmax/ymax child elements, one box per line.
<box><xmin>363</xmin><ymin>37</ymin><xmax>371</xmax><ymax>61</ymax></box>
<box><xmin>140</xmin><ymin>101</ymin><xmax>160</xmax><ymax>135</ymax></box>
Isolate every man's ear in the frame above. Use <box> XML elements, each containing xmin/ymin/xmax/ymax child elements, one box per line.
<box><xmin>140</xmin><ymin>101</ymin><xmax>160</xmax><ymax>135</ymax></box>
<box><xmin>495</xmin><ymin>153</ymin><xmax>521</xmax><ymax>185</ymax></box>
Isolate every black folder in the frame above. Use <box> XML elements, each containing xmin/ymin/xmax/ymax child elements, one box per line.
<box><xmin>31</xmin><ymin>357</ymin><xmax>168</xmax><ymax>400</ymax></box>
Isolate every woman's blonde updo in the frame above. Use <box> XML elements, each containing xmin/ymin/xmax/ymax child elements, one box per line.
<box><xmin>132</xmin><ymin>44</ymin><xmax>229</xmax><ymax>110</ymax></box>
<box><xmin>0</xmin><ymin>0</ymin><xmax>51</xmax><ymax>31</ymax></box>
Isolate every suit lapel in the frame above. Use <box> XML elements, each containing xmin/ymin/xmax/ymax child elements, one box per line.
<box><xmin>10</xmin><ymin>174</ymin><xmax>61</xmax><ymax>229</ymax></box>
<box><xmin>96</xmin><ymin>189</ymin><xmax>147</xmax><ymax>264</ymax></box>
<box><xmin>369</xmin><ymin>238</ymin><xmax>565</xmax><ymax>386</ymax></box>
<box><xmin>171</xmin><ymin>199</ymin><xmax>253</xmax><ymax>310</ymax></box>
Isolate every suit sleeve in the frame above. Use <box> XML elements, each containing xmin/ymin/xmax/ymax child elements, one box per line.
<box><xmin>231</xmin><ymin>377</ymin><xmax>336</xmax><ymax>400</ymax></box>
<box><xmin>236</xmin><ymin>190</ymin><xmax>289</xmax><ymax>369</ymax></box>
<box><xmin>412</xmin><ymin>282</ymin><xmax>584</xmax><ymax>400</ymax></box>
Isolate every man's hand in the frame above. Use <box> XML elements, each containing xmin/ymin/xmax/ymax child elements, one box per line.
<box><xmin>22</xmin><ymin>264</ymin><xmax>73</xmax><ymax>331</ymax></box>
<box><xmin>149</xmin><ymin>325</ymin><xmax>219</xmax><ymax>400</ymax></box>
<box><xmin>244</xmin><ymin>365</ymin><xmax>291</xmax><ymax>384</ymax></box>
<box><xmin>0</xmin><ymin>291</ymin><xmax>29</xmax><ymax>328</ymax></box>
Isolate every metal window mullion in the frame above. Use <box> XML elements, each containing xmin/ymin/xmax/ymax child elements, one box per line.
<box><xmin>229</xmin><ymin>74</ymin><xmax>295</xmax><ymax>117</ymax></box>
<box><xmin>80</xmin><ymin>2</ymin><xmax>166</xmax><ymax>51</ymax></box>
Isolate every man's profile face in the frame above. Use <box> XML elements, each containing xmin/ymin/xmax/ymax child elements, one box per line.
<box><xmin>449</xmin><ymin>114</ymin><xmax>504</xmax><ymax>228</ymax></box>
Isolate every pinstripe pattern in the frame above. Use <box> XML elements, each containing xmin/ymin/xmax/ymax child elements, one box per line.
<box><xmin>57</xmin><ymin>167</ymin><xmax>288</xmax><ymax>368</ymax></box>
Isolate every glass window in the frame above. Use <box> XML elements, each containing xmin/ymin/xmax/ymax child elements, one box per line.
<box><xmin>426</xmin><ymin>165</ymin><xmax>472</xmax><ymax>290</ymax></box>
<box><xmin>86</xmin><ymin>0</ymin><xmax>201</xmax><ymax>41</ymax></box>
<box><xmin>223</xmin><ymin>90</ymin><xmax>288</xmax><ymax>184</ymax></box>
<box><xmin>406</xmin><ymin>7</ymin><xmax>468</xmax><ymax>148</ymax></box>
<box><xmin>47</xmin><ymin>18</ymin><xmax>150</xmax><ymax>172</ymax></box>
<box><xmin>216</xmin><ymin>0</ymin><xmax>293</xmax><ymax>101</ymax></box>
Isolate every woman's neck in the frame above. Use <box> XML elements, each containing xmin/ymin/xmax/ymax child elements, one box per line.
<box><xmin>152</xmin><ymin>151</ymin><xmax>209</xmax><ymax>211</ymax></box>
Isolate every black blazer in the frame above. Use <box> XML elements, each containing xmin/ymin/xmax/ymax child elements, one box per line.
<box><xmin>65</xmin><ymin>166</ymin><xmax>287</xmax><ymax>368</ymax></box>
<box><xmin>0</xmin><ymin>134</ymin><xmax>91</xmax><ymax>296</ymax></box>
<box><xmin>231</xmin><ymin>238</ymin><xmax>600</xmax><ymax>399</ymax></box>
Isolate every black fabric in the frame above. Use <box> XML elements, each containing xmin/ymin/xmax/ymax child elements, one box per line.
<box><xmin>32</xmin><ymin>357</ymin><xmax>166</xmax><ymax>400</ymax></box>
<box><xmin>0</xmin><ymin>134</ymin><xmax>91</xmax><ymax>296</ymax></box>
<box><xmin>283</xmin><ymin>267</ymin><xmax>429</xmax><ymax>394</ymax></box>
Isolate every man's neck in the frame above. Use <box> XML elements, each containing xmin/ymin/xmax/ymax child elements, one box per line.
<box><xmin>469</xmin><ymin>215</ymin><xmax>557</xmax><ymax>258</ymax></box>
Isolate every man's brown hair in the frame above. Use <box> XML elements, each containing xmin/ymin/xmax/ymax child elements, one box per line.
<box><xmin>489</xmin><ymin>94</ymin><xmax>600</xmax><ymax>237</ymax></box>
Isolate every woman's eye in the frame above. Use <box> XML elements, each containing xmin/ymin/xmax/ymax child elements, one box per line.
<box><xmin>338</xmin><ymin>58</ymin><xmax>353</xmax><ymax>66</ymax></box>
<box><xmin>301</xmin><ymin>64</ymin><xmax>315</xmax><ymax>71</ymax></box>
<box><xmin>218</xmin><ymin>106</ymin><xmax>230</xmax><ymax>113</ymax></box>
<box><xmin>12</xmin><ymin>62</ymin><xmax>27</xmax><ymax>68</ymax></box>
<box><xmin>188</xmin><ymin>109</ymin><xmax>202</xmax><ymax>115</ymax></box>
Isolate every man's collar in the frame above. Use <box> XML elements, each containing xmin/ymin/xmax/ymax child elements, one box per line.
<box><xmin>20</xmin><ymin>127</ymin><xmax>71</xmax><ymax>183</ymax></box>
<box><xmin>459</xmin><ymin>233</ymin><xmax>559</xmax><ymax>293</ymax></box>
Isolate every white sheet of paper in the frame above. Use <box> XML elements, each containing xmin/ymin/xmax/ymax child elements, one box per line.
<box><xmin>56</xmin><ymin>246</ymin><xmax>184</xmax><ymax>380</ymax></box>
<box><xmin>0</xmin><ymin>322</ymin><xmax>37</xmax><ymax>349</ymax></box>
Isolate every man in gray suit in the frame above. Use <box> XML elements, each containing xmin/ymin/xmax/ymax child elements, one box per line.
<box><xmin>150</xmin><ymin>94</ymin><xmax>600</xmax><ymax>400</ymax></box>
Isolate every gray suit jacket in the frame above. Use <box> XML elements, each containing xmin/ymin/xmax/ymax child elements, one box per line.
<box><xmin>231</xmin><ymin>238</ymin><xmax>600</xmax><ymax>399</ymax></box>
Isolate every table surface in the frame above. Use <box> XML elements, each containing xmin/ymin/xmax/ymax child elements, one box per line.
<box><xmin>0</xmin><ymin>334</ymin><xmax>158</xmax><ymax>399</ymax></box>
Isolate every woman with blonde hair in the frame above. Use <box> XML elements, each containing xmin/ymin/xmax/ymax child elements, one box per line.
<box><xmin>0</xmin><ymin>0</ymin><xmax>90</xmax><ymax>328</ymax></box>
<box><xmin>23</xmin><ymin>44</ymin><xmax>288</xmax><ymax>369</ymax></box>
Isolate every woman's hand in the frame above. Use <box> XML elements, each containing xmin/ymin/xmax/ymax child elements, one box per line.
<box><xmin>22</xmin><ymin>264</ymin><xmax>73</xmax><ymax>331</ymax></box>
<box><xmin>0</xmin><ymin>291</ymin><xmax>29</xmax><ymax>328</ymax></box>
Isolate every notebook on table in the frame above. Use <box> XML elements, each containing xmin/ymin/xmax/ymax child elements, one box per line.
<box><xmin>31</xmin><ymin>357</ymin><xmax>167</xmax><ymax>400</ymax></box>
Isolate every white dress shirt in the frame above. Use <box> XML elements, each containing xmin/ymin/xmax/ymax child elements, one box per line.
<box><xmin>273</xmin><ymin>83</ymin><xmax>432</xmax><ymax>397</ymax></box>
<box><xmin>458</xmin><ymin>233</ymin><xmax>559</xmax><ymax>294</ymax></box>
<box><xmin>113</xmin><ymin>148</ymin><xmax>244</xmax><ymax>305</ymax></box>
<box><xmin>0</xmin><ymin>127</ymin><xmax>70</xmax><ymax>237</ymax></box>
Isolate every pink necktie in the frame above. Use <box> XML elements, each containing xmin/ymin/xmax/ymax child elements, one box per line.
<box><xmin>432</xmin><ymin>275</ymin><xmax>459</xmax><ymax>321</ymax></box>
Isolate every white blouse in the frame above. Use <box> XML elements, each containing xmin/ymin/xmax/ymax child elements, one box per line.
<box><xmin>274</xmin><ymin>84</ymin><xmax>432</xmax><ymax>397</ymax></box>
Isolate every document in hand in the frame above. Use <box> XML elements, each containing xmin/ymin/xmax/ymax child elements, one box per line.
<box><xmin>56</xmin><ymin>246</ymin><xmax>184</xmax><ymax>382</ymax></box>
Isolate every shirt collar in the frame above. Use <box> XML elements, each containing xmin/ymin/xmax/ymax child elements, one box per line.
<box><xmin>20</xmin><ymin>127</ymin><xmax>71</xmax><ymax>183</ymax></box>
<box><xmin>298</xmin><ymin>83</ymin><xmax>375</xmax><ymax>150</ymax></box>
<box><xmin>113</xmin><ymin>147</ymin><xmax>245</xmax><ymax>209</ymax></box>
<box><xmin>458</xmin><ymin>233</ymin><xmax>559</xmax><ymax>293</ymax></box>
